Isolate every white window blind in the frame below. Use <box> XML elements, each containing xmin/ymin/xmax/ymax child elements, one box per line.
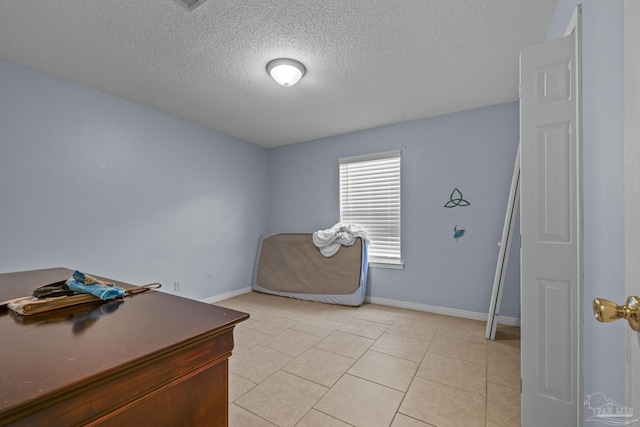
<box><xmin>339</xmin><ymin>151</ymin><xmax>401</xmax><ymax>265</ymax></box>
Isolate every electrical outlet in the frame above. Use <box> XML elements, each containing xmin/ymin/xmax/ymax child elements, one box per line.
<box><xmin>174</xmin><ymin>281</ymin><xmax>181</xmax><ymax>291</ymax></box>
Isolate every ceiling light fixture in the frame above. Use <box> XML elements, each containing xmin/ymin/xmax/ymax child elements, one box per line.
<box><xmin>266</xmin><ymin>58</ymin><xmax>306</xmax><ymax>86</ymax></box>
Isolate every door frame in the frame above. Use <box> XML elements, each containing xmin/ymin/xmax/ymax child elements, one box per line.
<box><xmin>565</xmin><ymin>8</ymin><xmax>583</xmax><ymax>425</ymax></box>
<box><xmin>624</xmin><ymin>0</ymin><xmax>640</xmax><ymax>413</ymax></box>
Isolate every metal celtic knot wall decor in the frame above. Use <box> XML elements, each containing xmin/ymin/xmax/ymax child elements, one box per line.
<box><xmin>444</xmin><ymin>188</ymin><xmax>470</xmax><ymax>208</ymax></box>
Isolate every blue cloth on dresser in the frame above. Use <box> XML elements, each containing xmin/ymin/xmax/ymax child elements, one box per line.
<box><xmin>66</xmin><ymin>270</ymin><xmax>126</xmax><ymax>300</ymax></box>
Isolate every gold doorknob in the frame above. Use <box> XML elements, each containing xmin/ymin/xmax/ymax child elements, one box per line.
<box><xmin>593</xmin><ymin>296</ymin><xmax>640</xmax><ymax>331</ymax></box>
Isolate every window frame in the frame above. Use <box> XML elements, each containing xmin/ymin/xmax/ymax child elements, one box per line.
<box><xmin>339</xmin><ymin>150</ymin><xmax>403</xmax><ymax>269</ymax></box>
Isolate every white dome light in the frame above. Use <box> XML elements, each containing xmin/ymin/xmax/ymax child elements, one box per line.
<box><xmin>267</xmin><ymin>58</ymin><xmax>306</xmax><ymax>86</ymax></box>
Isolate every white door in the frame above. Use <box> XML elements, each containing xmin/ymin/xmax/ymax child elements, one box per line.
<box><xmin>520</xmin><ymin>30</ymin><xmax>581</xmax><ymax>427</ymax></box>
<box><xmin>625</xmin><ymin>0</ymin><xmax>640</xmax><ymax>415</ymax></box>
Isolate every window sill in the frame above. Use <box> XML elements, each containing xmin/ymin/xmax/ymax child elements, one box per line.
<box><xmin>369</xmin><ymin>262</ymin><xmax>404</xmax><ymax>270</ymax></box>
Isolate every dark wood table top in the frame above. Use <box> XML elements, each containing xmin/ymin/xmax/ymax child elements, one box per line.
<box><xmin>0</xmin><ymin>267</ymin><xmax>249</xmax><ymax>414</ymax></box>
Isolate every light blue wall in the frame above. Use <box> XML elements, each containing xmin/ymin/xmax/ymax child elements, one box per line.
<box><xmin>0</xmin><ymin>58</ymin><xmax>270</xmax><ymax>300</ymax></box>
<box><xmin>269</xmin><ymin>103</ymin><xmax>521</xmax><ymax>317</ymax></box>
<box><xmin>0</xmin><ymin>56</ymin><xmax>522</xmax><ymax>318</ymax></box>
<box><xmin>547</xmin><ymin>0</ymin><xmax>626</xmax><ymax>419</ymax></box>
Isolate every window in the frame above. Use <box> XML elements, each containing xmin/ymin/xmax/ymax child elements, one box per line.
<box><xmin>339</xmin><ymin>150</ymin><xmax>402</xmax><ymax>267</ymax></box>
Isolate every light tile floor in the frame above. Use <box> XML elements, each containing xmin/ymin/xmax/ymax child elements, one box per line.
<box><xmin>217</xmin><ymin>292</ymin><xmax>521</xmax><ymax>427</ymax></box>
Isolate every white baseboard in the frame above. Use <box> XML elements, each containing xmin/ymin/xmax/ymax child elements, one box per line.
<box><xmin>201</xmin><ymin>286</ymin><xmax>252</xmax><ymax>304</ymax></box>
<box><xmin>201</xmin><ymin>288</ymin><xmax>520</xmax><ymax>327</ymax></box>
<box><xmin>365</xmin><ymin>296</ymin><xmax>520</xmax><ymax>327</ymax></box>
<box><xmin>496</xmin><ymin>315</ymin><xmax>520</xmax><ymax>327</ymax></box>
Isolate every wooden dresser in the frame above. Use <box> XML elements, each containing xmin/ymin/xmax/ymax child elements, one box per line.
<box><xmin>0</xmin><ymin>268</ymin><xmax>248</xmax><ymax>426</ymax></box>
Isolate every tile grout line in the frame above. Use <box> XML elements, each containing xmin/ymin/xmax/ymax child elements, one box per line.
<box><xmin>390</xmin><ymin>323</ymin><xmax>435</xmax><ymax>426</ymax></box>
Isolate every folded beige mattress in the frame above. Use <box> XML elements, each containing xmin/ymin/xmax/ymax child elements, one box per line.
<box><xmin>251</xmin><ymin>233</ymin><xmax>368</xmax><ymax>306</ymax></box>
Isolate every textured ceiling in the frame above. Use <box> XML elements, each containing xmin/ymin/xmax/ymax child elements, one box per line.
<box><xmin>0</xmin><ymin>0</ymin><xmax>557</xmax><ymax>148</ymax></box>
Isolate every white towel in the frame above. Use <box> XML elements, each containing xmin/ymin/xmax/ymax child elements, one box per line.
<box><xmin>312</xmin><ymin>223</ymin><xmax>370</xmax><ymax>257</ymax></box>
